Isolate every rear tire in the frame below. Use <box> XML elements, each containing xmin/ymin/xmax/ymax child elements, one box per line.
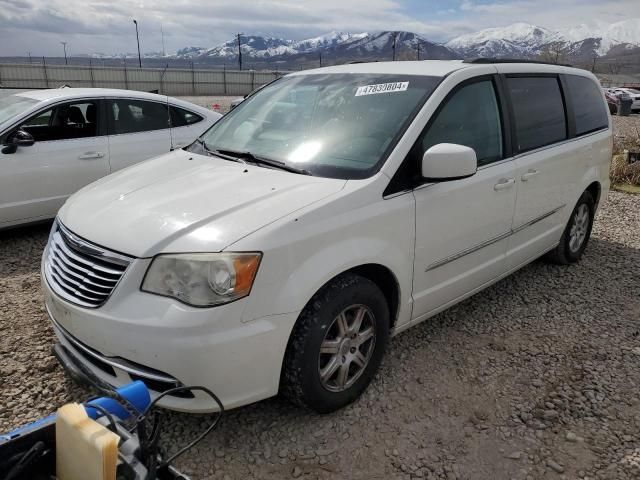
<box><xmin>546</xmin><ymin>191</ymin><xmax>595</xmax><ymax>265</ymax></box>
<box><xmin>281</xmin><ymin>273</ymin><xmax>389</xmax><ymax>413</ymax></box>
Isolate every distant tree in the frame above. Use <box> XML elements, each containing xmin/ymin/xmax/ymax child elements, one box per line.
<box><xmin>537</xmin><ymin>42</ymin><xmax>568</xmax><ymax>64</ymax></box>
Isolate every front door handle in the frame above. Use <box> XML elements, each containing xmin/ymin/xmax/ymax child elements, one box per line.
<box><xmin>494</xmin><ymin>178</ymin><xmax>515</xmax><ymax>191</ymax></box>
<box><xmin>78</xmin><ymin>151</ymin><xmax>105</xmax><ymax>160</ymax></box>
<box><xmin>521</xmin><ymin>169</ymin><xmax>539</xmax><ymax>181</ymax></box>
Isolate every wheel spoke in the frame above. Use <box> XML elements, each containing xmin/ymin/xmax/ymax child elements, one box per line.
<box><xmin>336</xmin><ymin>312</ymin><xmax>349</xmax><ymax>337</ymax></box>
<box><xmin>352</xmin><ymin>351</ymin><xmax>367</xmax><ymax>368</ymax></box>
<box><xmin>351</xmin><ymin>306</ymin><xmax>367</xmax><ymax>334</ymax></box>
<box><xmin>356</xmin><ymin>327</ymin><xmax>374</xmax><ymax>347</ymax></box>
<box><xmin>336</xmin><ymin>363</ymin><xmax>350</xmax><ymax>387</ymax></box>
<box><xmin>320</xmin><ymin>356</ymin><xmax>340</xmax><ymax>382</ymax></box>
<box><xmin>320</xmin><ymin>339</ymin><xmax>340</xmax><ymax>355</ymax></box>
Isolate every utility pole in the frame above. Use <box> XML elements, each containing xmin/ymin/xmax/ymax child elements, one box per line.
<box><xmin>415</xmin><ymin>41</ymin><xmax>421</xmax><ymax>61</ymax></box>
<box><xmin>391</xmin><ymin>32</ymin><xmax>397</xmax><ymax>61</ymax></box>
<box><xmin>133</xmin><ymin>19</ymin><xmax>142</xmax><ymax>68</ymax></box>
<box><xmin>61</xmin><ymin>42</ymin><xmax>68</xmax><ymax>65</ymax></box>
<box><xmin>591</xmin><ymin>55</ymin><xmax>597</xmax><ymax>73</ymax></box>
<box><xmin>237</xmin><ymin>33</ymin><xmax>243</xmax><ymax>70</ymax></box>
<box><xmin>28</xmin><ymin>52</ymin><xmax>32</xmax><ymax>63</ymax></box>
<box><xmin>319</xmin><ymin>51</ymin><xmax>322</xmax><ymax>67</ymax></box>
<box><xmin>161</xmin><ymin>23</ymin><xmax>166</xmax><ymax>57</ymax></box>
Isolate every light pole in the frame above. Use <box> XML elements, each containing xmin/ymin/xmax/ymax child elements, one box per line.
<box><xmin>237</xmin><ymin>33</ymin><xmax>244</xmax><ymax>70</ymax></box>
<box><xmin>28</xmin><ymin>51</ymin><xmax>32</xmax><ymax>63</ymax></box>
<box><xmin>161</xmin><ymin>23</ymin><xmax>166</xmax><ymax>57</ymax></box>
<box><xmin>61</xmin><ymin>42</ymin><xmax>68</xmax><ymax>65</ymax></box>
<box><xmin>391</xmin><ymin>32</ymin><xmax>397</xmax><ymax>61</ymax></box>
<box><xmin>133</xmin><ymin>19</ymin><xmax>142</xmax><ymax>68</ymax></box>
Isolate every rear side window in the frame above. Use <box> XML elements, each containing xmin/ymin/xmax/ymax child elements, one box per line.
<box><xmin>420</xmin><ymin>80</ymin><xmax>503</xmax><ymax>166</ymax></box>
<box><xmin>170</xmin><ymin>106</ymin><xmax>203</xmax><ymax>127</ymax></box>
<box><xmin>507</xmin><ymin>77</ymin><xmax>567</xmax><ymax>152</ymax></box>
<box><xmin>108</xmin><ymin>99</ymin><xmax>168</xmax><ymax>135</ymax></box>
<box><xmin>564</xmin><ymin>75</ymin><xmax>608</xmax><ymax>136</ymax></box>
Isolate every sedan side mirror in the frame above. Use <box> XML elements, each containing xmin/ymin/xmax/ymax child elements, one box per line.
<box><xmin>421</xmin><ymin>143</ymin><xmax>477</xmax><ymax>181</ymax></box>
<box><xmin>2</xmin><ymin>129</ymin><xmax>35</xmax><ymax>154</ymax></box>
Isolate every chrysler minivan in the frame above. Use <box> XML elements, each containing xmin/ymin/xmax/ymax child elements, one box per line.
<box><xmin>42</xmin><ymin>60</ymin><xmax>612</xmax><ymax>413</ymax></box>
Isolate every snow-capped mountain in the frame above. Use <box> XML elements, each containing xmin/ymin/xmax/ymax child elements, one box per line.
<box><xmin>83</xmin><ymin>18</ymin><xmax>639</xmax><ymax>68</ymax></box>
<box><xmin>446</xmin><ymin>19</ymin><xmax>640</xmax><ymax>59</ymax></box>
<box><xmin>290</xmin><ymin>31</ymin><xmax>368</xmax><ymax>53</ymax></box>
<box><xmin>174</xmin><ymin>31</ymin><xmax>460</xmax><ymax>63</ymax></box>
<box><xmin>562</xmin><ymin>18</ymin><xmax>640</xmax><ymax>55</ymax></box>
<box><xmin>445</xmin><ymin>23</ymin><xmax>562</xmax><ymax>58</ymax></box>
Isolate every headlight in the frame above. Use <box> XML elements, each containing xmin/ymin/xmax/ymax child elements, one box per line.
<box><xmin>141</xmin><ymin>252</ymin><xmax>262</xmax><ymax>307</ymax></box>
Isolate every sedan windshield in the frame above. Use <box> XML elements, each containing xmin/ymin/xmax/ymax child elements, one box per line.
<box><xmin>0</xmin><ymin>95</ymin><xmax>38</xmax><ymax>126</ymax></box>
<box><xmin>196</xmin><ymin>74</ymin><xmax>441</xmax><ymax>179</ymax></box>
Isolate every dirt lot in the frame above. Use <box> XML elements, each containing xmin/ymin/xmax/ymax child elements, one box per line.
<box><xmin>1</xmin><ymin>190</ymin><xmax>638</xmax><ymax>480</ymax></box>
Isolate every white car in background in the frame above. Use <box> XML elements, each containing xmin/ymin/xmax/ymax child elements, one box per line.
<box><xmin>0</xmin><ymin>88</ymin><xmax>221</xmax><ymax>228</ymax></box>
<box><xmin>609</xmin><ymin>87</ymin><xmax>640</xmax><ymax>112</ymax></box>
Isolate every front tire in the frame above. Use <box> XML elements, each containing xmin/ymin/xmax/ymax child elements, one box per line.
<box><xmin>281</xmin><ymin>273</ymin><xmax>389</xmax><ymax>413</ymax></box>
<box><xmin>546</xmin><ymin>191</ymin><xmax>595</xmax><ymax>265</ymax></box>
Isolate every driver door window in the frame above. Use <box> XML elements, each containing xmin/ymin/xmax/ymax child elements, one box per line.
<box><xmin>21</xmin><ymin>101</ymin><xmax>99</xmax><ymax>142</ymax></box>
<box><xmin>420</xmin><ymin>80</ymin><xmax>503</xmax><ymax>167</ymax></box>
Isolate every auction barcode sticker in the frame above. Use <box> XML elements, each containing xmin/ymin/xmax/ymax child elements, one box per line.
<box><xmin>355</xmin><ymin>82</ymin><xmax>409</xmax><ymax>96</ymax></box>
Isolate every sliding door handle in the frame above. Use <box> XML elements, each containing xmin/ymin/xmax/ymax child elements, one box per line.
<box><xmin>521</xmin><ymin>169</ymin><xmax>539</xmax><ymax>181</ymax></box>
<box><xmin>78</xmin><ymin>151</ymin><xmax>105</xmax><ymax>160</ymax></box>
<box><xmin>494</xmin><ymin>178</ymin><xmax>515</xmax><ymax>191</ymax></box>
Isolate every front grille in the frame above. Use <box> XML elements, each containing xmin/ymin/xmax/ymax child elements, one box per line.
<box><xmin>44</xmin><ymin>222</ymin><xmax>132</xmax><ymax>308</ymax></box>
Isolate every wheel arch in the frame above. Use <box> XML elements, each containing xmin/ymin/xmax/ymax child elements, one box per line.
<box><xmin>310</xmin><ymin>263</ymin><xmax>401</xmax><ymax>330</ymax></box>
<box><xmin>585</xmin><ymin>180</ymin><xmax>602</xmax><ymax>210</ymax></box>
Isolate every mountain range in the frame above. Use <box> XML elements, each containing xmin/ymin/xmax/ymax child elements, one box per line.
<box><xmin>91</xmin><ymin>19</ymin><xmax>640</xmax><ymax>68</ymax></box>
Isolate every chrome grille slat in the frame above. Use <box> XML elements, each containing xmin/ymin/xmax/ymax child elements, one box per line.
<box><xmin>52</xmin><ymin>236</ymin><xmax>126</xmax><ymax>276</ymax></box>
<box><xmin>44</xmin><ymin>222</ymin><xmax>132</xmax><ymax>308</ymax></box>
<box><xmin>47</xmin><ymin>269</ymin><xmax>103</xmax><ymax>302</ymax></box>
<box><xmin>48</xmin><ymin>261</ymin><xmax>113</xmax><ymax>297</ymax></box>
<box><xmin>50</xmin><ymin>249</ymin><xmax>118</xmax><ymax>289</ymax></box>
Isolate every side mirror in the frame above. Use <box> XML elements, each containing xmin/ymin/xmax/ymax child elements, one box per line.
<box><xmin>421</xmin><ymin>143</ymin><xmax>477</xmax><ymax>181</ymax></box>
<box><xmin>2</xmin><ymin>129</ymin><xmax>35</xmax><ymax>154</ymax></box>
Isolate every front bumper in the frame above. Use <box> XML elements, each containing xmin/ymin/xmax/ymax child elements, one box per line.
<box><xmin>42</xmin><ymin>257</ymin><xmax>300</xmax><ymax>412</ymax></box>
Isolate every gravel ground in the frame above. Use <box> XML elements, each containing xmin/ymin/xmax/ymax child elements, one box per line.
<box><xmin>1</xmin><ymin>191</ymin><xmax>639</xmax><ymax>479</ymax></box>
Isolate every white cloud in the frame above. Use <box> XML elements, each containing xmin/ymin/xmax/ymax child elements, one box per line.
<box><xmin>0</xmin><ymin>0</ymin><xmax>638</xmax><ymax>56</ymax></box>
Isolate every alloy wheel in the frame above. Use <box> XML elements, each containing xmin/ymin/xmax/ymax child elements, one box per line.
<box><xmin>318</xmin><ymin>304</ymin><xmax>377</xmax><ymax>392</ymax></box>
<box><xmin>569</xmin><ymin>204</ymin><xmax>590</xmax><ymax>253</ymax></box>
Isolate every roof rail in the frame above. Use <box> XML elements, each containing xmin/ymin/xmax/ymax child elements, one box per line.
<box><xmin>463</xmin><ymin>58</ymin><xmax>573</xmax><ymax>68</ymax></box>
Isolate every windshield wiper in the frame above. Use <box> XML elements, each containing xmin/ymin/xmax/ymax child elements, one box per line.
<box><xmin>198</xmin><ymin>141</ymin><xmax>248</xmax><ymax>165</ymax></box>
<box><xmin>211</xmin><ymin>148</ymin><xmax>312</xmax><ymax>176</ymax></box>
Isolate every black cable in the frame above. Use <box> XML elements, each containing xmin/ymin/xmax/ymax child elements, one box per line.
<box><xmin>85</xmin><ymin>402</ymin><xmax>119</xmax><ymax>434</ymax></box>
<box><xmin>134</xmin><ymin>385</ymin><xmax>224</xmax><ymax>472</ymax></box>
<box><xmin>4</xmin><ymin>441</ymin><xmax>47</xmax><ymax>480</ymax></box>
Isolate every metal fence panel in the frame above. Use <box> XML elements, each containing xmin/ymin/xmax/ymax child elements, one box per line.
<box><xmin>0</xmin><ymin>63</ymin><xmax>289</xmax><ymax>96</ymax></box>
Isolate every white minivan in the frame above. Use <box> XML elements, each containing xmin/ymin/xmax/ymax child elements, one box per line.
<box><xmin>0</xmin><ymin>88</ymin><xmax>221</xmax><ymax>228</ymax></box>
<box><xmin>42</xmin><ymin>60</ymin><xmax>612</xmax><ymax>413</ymax></box>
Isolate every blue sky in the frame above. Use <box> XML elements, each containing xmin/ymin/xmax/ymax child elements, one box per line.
<box><xmin>0</xmin><ymin>0</ymin><xmax>638</xmax><ymax>56</ymax></box>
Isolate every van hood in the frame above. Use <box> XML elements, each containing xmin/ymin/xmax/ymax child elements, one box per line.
<box><xmin>59</xmin><ymin>149</ymin><xmax>346</xmax><ymax>257</ymax></box>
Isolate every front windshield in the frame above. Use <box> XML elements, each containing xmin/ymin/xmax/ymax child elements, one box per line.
<box><xmin>0</xmin><ymin>95</ymin><xmax>38</xmax><ymax>126</ymax></box>
<box><xmin>196</xmin><ymin>73</ymin><xmax>441</xmax><ymax>179</ymax></box>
